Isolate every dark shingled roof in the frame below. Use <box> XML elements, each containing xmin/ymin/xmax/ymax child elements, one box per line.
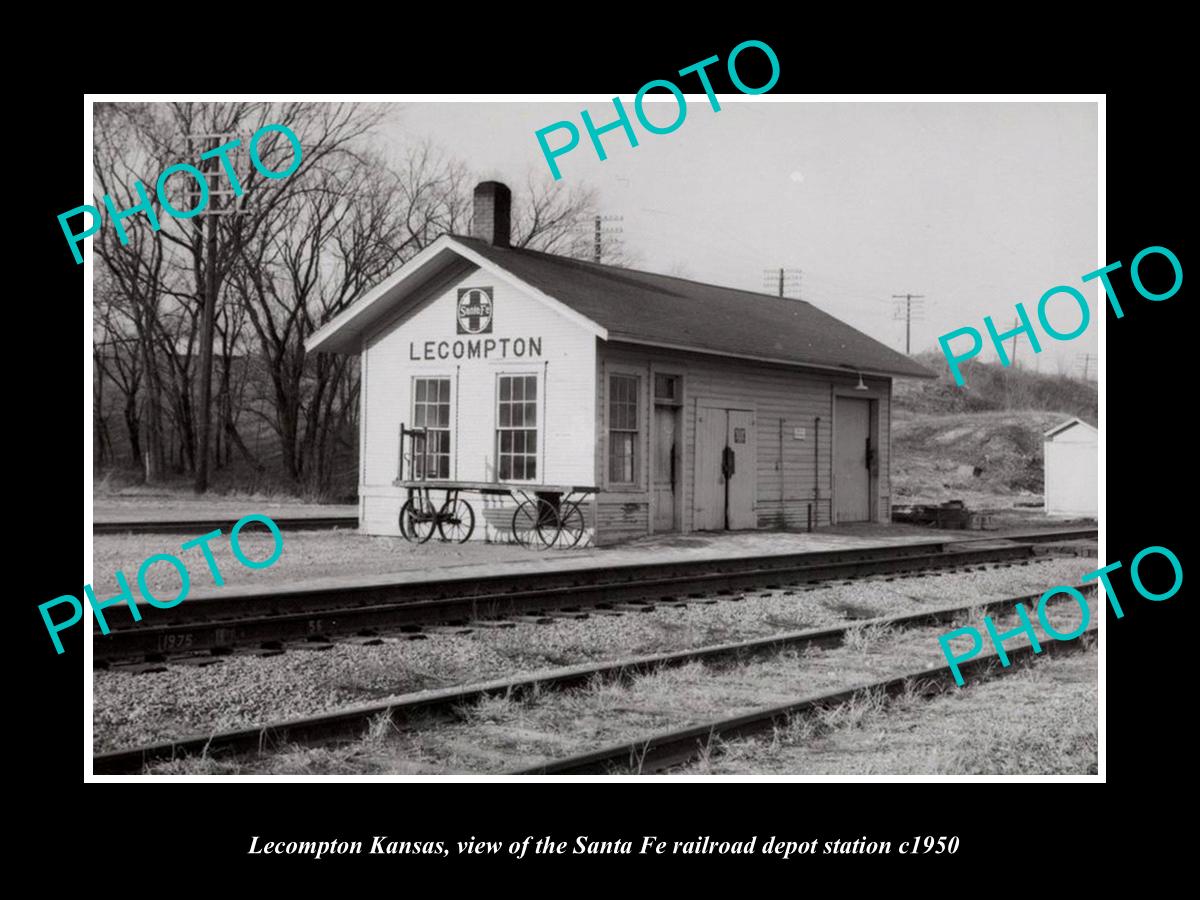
<box><xmin>454</xmin><ymin>235</ymin><xmax>936</xmax><ymax>379</ymax></box>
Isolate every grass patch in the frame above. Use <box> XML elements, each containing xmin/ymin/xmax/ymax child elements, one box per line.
<box><xmin>841</xmin><ymin>622</ymin><xmax>893</xmax><ymax>653</ymax></box>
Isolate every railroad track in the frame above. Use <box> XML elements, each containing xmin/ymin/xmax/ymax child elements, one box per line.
<box><xmin>93</xmin><ymin>529</ymin><xmax>1094</xmax><ymax>666</ymax></box>
<box><xmin>94</xmin><ymin>584</ymin><xmax>1096</xmax><ymax>774</ymax></box>
<box><xmin>515</xmin><ymin>630</ymin><xmax>1096</xmax><ymax>775</ymax></box>
<box><xmin>93</xmin><ymin>516</ymin><xmax>358</xmax><ymax>535</ymax></box>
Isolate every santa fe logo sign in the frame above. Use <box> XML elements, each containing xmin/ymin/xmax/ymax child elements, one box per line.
<box><xmin>457</xmin><ymin>287</ymin><xmax>494</xmax><ymax>335</ymax></box>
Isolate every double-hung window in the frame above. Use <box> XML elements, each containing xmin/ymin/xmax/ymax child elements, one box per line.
<box><xmin>608</xmin><ymin>374</ymin><xmax>640</xmax><ymax>484</ymax></box>
<box><xmin>413</xmin><ymin>377</ymin><xmax>451</xmax><ymax>479</ymax></box>
<box><xmin>497</xmin><ymin>374</ymin><xmax>538</xmax><ymax>481</ymax></box>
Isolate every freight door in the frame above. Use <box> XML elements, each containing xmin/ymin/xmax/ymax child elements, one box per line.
<box><xmin>725</xmin><ymin>409</ymin><xmax>756</xmax><ymax>529</ymax></box>
<box><xmin>694</xmin><ymin>405</ymin><xmax>756</xmax><ymax>530</ymax></box>
<box><xmin>834</xmin><ymin>396</ymin><xmax>872</xmax><ymax>522</ymax></box>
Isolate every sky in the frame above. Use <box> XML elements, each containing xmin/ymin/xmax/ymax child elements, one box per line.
<box><xmin>381</xmin><ymin>100</ymin><xmax>1098</xmax><ymax>378</ymax></box>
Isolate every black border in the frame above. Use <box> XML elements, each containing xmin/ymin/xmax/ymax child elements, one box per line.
<box><xmin>28</xmin><ymin>26</ymin><xmax>1188</xmax><ymax>879</ymax></box>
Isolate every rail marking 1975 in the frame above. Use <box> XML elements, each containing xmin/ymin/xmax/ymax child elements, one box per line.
<box><xmin>41</xmin><ymin>513</ymin><xmax>284</xmax><ymax>655</ymax></box>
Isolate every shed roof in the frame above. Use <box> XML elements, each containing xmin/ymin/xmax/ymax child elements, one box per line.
<box><xmin>308</xmin><ymin>234</ymin><xmax>937</xmax><ymax>379</ymax></box>
<box><xmin>1044</xmin><ymin>417</ymin><xmax>1099</xmax><ymax>439</ymax></box>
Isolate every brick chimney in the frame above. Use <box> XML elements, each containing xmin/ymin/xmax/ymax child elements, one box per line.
<box><xmin>471</xmin><ymin>181</ymin><xmax>512</xmax><ymax>248</ymax></box>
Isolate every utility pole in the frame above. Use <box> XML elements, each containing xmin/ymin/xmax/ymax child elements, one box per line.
<box><xmin>591</xmin><ymin>214</ymin><xmax>623</xmax><ymax>263</ymax></box>
<box><xmin>891</xmin><ymin>293</ymin><xmax>926</xmax><ymax>355</ymax></box>
<box><xmin>1076</xmin><ymin>352</ymin><xmax>1093</xmax><ymax>381</ymax></box>
<box><xmin>197</xmin><ymin>206</ymin><xmax>218</xmax><ymax>493</ymax></box>
<box><xmin>763</xmin><ymin>267</ymin><xmax>802</xmax><ymax>298</ymax></box>
<box><xmin>187</xmin><ymin>130</ymin><xmax>247</xmax><ymax>494</ymax></box>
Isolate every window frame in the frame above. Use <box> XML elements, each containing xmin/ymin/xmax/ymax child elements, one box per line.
<box><xmin>495</xmin><ymin>371</ymin><xmax>540</xmax><ymax>484</ymax></box>
<box><xmin>653</xmin><ymin>372</ymin><xmax>682</xmax><ymax>406</ymax></box>
<box><xmin>411</xmin><ymin>375</ymin><xmax>453</xmax><ymax>480</ymax></box>
<box><xmin>605</xmin><ymin>367</ymin><xmax>645</xmax><ymax>490</ymax></box>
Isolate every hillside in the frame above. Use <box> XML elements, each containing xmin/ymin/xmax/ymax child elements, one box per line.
<box><xmin>895</xmin><ymin>351</ymin><xmax>1097</xmax><ymax>421</ymax></box>
<box><xmin>892</xmin><ymin>353</ymin><xmax>1097</xmax><ymax>509</ymax></box>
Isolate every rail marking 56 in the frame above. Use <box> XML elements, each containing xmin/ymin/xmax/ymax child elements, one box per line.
<box><xmin>41</xmin><ymin>513</ymin><xmax>284</xmax><ymax>655</ymax></box>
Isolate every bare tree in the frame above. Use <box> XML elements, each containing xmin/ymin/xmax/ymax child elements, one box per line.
<box><xmin>510</xmin><ymin>172</ymin><xmax>598</xmax><ymax>253</ymax></box>
<box><xmin>92</xmin><ymin>101</ymin><xmax>629</xmax><ymax>499</ymax></box>
<box><xmin>510</xmin><ymin>171</ymin><xmax>640</xmax><ymax>267</ymax></box>
<box><xmin>92</xmin><ymin>280</ymin><xmax>144</xmax><ymax>466</ymax></box>
<box><xmin>93</xmin><ymin>101</ymin><xmax>392</xmax><ymax>487</ymax></box>
<box><xmin>93</xmin><ymin>109</ymin><xmax>172</xmax><ymax>480</ymax></box>
<box><xmin>229</xmin><ymin>151</ymin><xmax>420</xmax><ymax>490</ymax></box>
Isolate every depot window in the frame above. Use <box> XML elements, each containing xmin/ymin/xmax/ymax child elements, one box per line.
<box><xmin>497</xmin><ymin>374</ymin><xmax>538</xmax><ymax>482</ymax></box>
<box><xmin>608</xmin><ymin>374</ymin><xmax>640</xmax><ymax>484</ymax></box>
<box><xmin>413</xmin><ymin>377</ymin><xmax>451</xmax><ymax>478</ymax></box>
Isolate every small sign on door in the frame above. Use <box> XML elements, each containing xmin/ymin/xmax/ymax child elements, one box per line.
<box><xmin>733</xmin><ymin>427</ymin><xmax>746</xmax><ymax>444</ymax></box>
<box><xmin>793</xmin><ymin>427</ymin><xmax>806</xmax><ymax>440</ymax></box>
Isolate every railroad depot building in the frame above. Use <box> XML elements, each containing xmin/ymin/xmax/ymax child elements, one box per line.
<box><xmin>307</xmin><ymin>182</ymin><xmax>935</xmax><ymax>544</ymax></box>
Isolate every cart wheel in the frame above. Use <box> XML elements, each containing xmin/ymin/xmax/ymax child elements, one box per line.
<box><xmin>545</xmin><ymin>500</ymin><xmax>587</xmax><ymax>549</ymax></box>
<box><xmin>512</xmin><ymin>498</ymin><xmax>550</xmax><ymax>549</ymax></box>
<box><xmin>437</xmin><ymin>498</ymin><xmax>475</xmax><ymax>543</ymax></box>
<box><xmin>400</xmin><ymin>498</ymin><xmax>436</xmax><ymax>544</ymax></box>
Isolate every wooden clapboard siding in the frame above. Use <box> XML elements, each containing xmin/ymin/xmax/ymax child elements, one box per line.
<box><xmin>596</xmin><ymin>341</ymin><xmax>892</xmax><ymax>539</ymax></box>
<box><xmin>357</xmin><ymin>286</ymin><xmax>894</xmax><ymax>543</ymax></box>
<box><xmin>356</xmin><ymin>263</ymin><xmax>597</xmax><ymax>537</ymax></box>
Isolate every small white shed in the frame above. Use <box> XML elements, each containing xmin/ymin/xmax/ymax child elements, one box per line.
<box><xmin>1043</xmin><ymin>418</ymin><xmax>1098</xmax><ymax>517</ymax></box>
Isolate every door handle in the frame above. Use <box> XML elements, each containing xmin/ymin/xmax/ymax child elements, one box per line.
<box><xmin>722</xmin><ymin>446</ymin><xmax>736</xmax><ymax>478</ymax></box>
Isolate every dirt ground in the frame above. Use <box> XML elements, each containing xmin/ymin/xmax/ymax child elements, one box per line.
<box><xmin>891</xmin><ymin>408</ymin><xmax>1080</xmax><ymax>510</ymax></box>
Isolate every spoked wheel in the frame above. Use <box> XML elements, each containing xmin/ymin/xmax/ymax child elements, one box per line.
<box><xmin>437</xmin><ymin>498</ymin><xmax>476</xmax><ymax>543</ymax></box>
<box><xmin>542</xmin><ymin>500</ymin><xmax>587</xmax><ymax>548</ymax></box>
<box><xmin>512</xmin><ymin>498</ymin><xmax>552</xmax><ymax>549</ymax></box>
<box><xmin>399</xmin><ymin>497</ymin><xmax>436</xmax><ymax>544</ymax></box>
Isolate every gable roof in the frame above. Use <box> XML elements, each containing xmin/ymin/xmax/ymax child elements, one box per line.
<box><xmin>308</xmin><ymin>233</ymin><xmax>936</xmax><ymax>379</ymax></box>
<box><xmin>305</xmin><ymin>235</ymin><xmax>607</xmax><ymax>355</ymax></box>
<box><xmin>1044</xmin><ymin>417</ymin><xmax>1099</xmax><ymax>439</ymax></box>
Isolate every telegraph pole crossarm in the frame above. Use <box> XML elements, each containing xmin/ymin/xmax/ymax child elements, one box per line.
<box><xmin>891</xmin><ymin>293</ymin><xmax>926</xmax><ymax>355</ymax></box>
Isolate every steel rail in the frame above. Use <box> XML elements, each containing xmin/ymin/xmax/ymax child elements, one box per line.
<box><xmin>93</xmin><ymin>585</ymin><xmax>1094</xmax><ymax>774</ymax></box>
<box><xmin>95</xmin><ymin>527</ymin><xmax>1097</xmax><ymax>628</ymax></box>
<box><xmin>103</xmin><ymin>540</ymin><xmax>957</xmax><ymax>627</ymax></box>
<box><xmin>94</xmin><ymin>542</ymin><xmax>1044</xmax><ymax>664</ymax></box>
<box><xmin>514</xmin><ymin>627</ymin><xmax>1097</xmax><ymax>775</ymax></box>
<box><xmin>93</xmin><ymin>516</ymin><xmax>358</xmax><ymax>535</ymax></box>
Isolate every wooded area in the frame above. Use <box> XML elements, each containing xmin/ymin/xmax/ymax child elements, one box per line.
<box><xmin>92</xmin><ymin>102</ymin><xmax>615</xmax><ymax>499</ymax></box>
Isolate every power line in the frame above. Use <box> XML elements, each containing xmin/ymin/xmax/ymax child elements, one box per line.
<box><xmin>891</xmin><ymin>293</ymin><xmax>925</xmax><ymax>355</ymax></box>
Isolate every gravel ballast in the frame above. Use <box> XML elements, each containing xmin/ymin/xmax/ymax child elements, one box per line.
<box><xmin>93</xmin><ymin>555</ymin><xmax>1096</xmax><ymax>752</ymax></box>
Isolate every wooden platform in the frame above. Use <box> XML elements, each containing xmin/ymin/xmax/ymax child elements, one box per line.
<box><xmin>146</xmin><ymin>527</ymin><xmax>962</xmax><ymax>605</ymax></box>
